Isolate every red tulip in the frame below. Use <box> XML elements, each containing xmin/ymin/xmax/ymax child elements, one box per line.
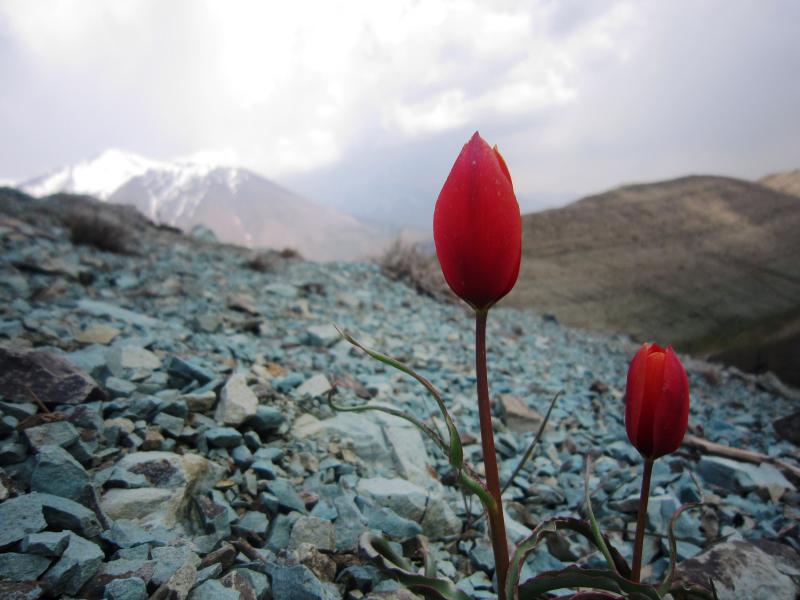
<box><xmin>433</xmin><ymin>132</ymin><xmax>522</xmax><ymax>310</ymax></box>
<box><xmin>625</xmin><ymin>343</ymin><xmax>690</xmax><ymax>459</ymax></box>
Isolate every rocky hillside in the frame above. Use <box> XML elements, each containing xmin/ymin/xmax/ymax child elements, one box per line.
<box><xmin>0</xmin><ymin>192</ymin><xmax>798</xmax><ymax>599</ymax></box>
<box><xmin>506</xmin><ymin>175</ymin><xmax>800</xmax><ymax>386</ymax></box>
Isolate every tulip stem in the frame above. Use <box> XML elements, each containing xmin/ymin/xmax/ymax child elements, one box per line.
<box><xmin>475</xmin><ymin>309</ymin><xmax>509</xmax><ymax>598</ymax></box>
<box><xmin>631</xmin><ymin>457</ymin><xmax>654</xmax><ymax>583</ymax></box>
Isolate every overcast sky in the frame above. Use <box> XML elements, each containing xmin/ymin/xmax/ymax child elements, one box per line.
<box><xmin>1</xmin><ymin>0</ymin><xmax>799</xmax><ymax>226</ymax></box>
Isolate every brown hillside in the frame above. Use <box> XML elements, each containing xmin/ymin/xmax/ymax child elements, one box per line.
<box><xmin>759</xmin><ymin>169</ymin><xmax>800</xmax><ymax>199</ymax></box>
<box><xmin>505</xmin><ymin>175</ymin><xmax>800</xmax><ymax>385</ymax></box>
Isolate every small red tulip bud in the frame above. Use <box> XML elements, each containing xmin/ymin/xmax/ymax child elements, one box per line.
<box><xmin>433</xmin><ymin>131</ymin><xmax>522</xmax><ymax>310</ymax></box>
<box><xmin>625</xmin><ymin>343</ymin><xmax>690</xmax><ymax>459</ymax></box>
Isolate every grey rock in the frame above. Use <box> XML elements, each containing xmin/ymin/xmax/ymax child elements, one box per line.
<box><xmin>0</xmin><ymin>347</ymin><xmax>105</xmax><ymax>407</ymax></box>
<box><xmin>0</xmin><ymin>552</ymin><xmax>52</xmax><ymax>582</ymax></box>
<box><xmin>30</xmin><ymin>444</ymin><xmax>94</xmax><ymax>504</ymax></box>
<box><xmin>21</xmin><ymin>531</ymin><xmax>71</xmax><ymax>556</ymax></box>
<box><xmin>247</xmin><ymin>406</ymin><xmax>285</xmax><ymax>432</ymax></box>
<box><xmin>305</xmin><ymin>324</ymin><xmax>341</xmax><ymax>347</ymax></box>
<box><xmin>150</xmin><ymin>545</ymin><xmax>200</xmax><ymax>587</ymax></box>
<box><xmin>43</xmin><ymin>533</ymin><xmax>104</xmax><ymax>595</ymax></box>
<box><xmin>106</xmin><ymin>376</ymin><xmax>138</xmax><ymax>397</ymax></box>
<box><xmin>295</xmin><ymin>374</ymin><xmax>332</xmax><ymax>399</ymax></box>
<box><xmin>234</xmin><ymin>511</ymin><xmax>269</xmax><ymax>537</ymax></box>
<box><xmin>206</xmin><ymin>427</ymin><xmax>243</xmax><ymax>448</ymax></box>
<box><xmin>0</xmin><ymin>440</ymin><xmax>28</xmax><ymax>465</ymax></box>
<box><xmin>289</xmin><ymin>516</ymin><xmax>336</xmax><ymax>551</ymax></box>
<box><xmin>266</xmin><ymin>563</ymin><xmax>340</xmax><ymax>600</ymax></box>
<box><xmin>100</xmin><ymin>519</ymin><xmax>158</xmax><ymax>549</ymax></box>
<box><xmin>107</xmin><ymin>345</ymin><xmax>161</xmax><ymax>378</ymax></box>
<box><xmin>189</xmin><ymin>579</ymin><xmax>240</xmax><ymax>600</ymax></box>
<box><xmin>354</xmin><ymin>497</ymin><xmax>421</xmax><ymax>542</ymax></box>
<box><xmin>104</xmin><ymin>577</ymin><xmax>147</xmax><ymax>600</ymax></box>
<box><xmin>356</xmin><ymin>477</ymin><xmax>427</xmax><ymax>522</ymax></box>
<box><xmin>677</xmin><ymin>539</ymin><xmax>800</xmax><ymax>600</ymax></box>
<box><xmin>77</xmin><ymin>299</ymin><xmax>160</xmax><ymax>328</ymax></box>
<box><xmin>24</xmin><ymin>420</ymin><xmax>79</xmax><ymax>450</ymax></box>
<box><xmin>0</xmin><ymin>493</ymin><xmax>48</xmax><ymax>546</ymax></box>
<box><xmin>266</xmin><ymin>478</ymin><xmax>307</xmax><ymax>513</ymax></box>
<box><xmin>215</xmin><ymin>373</ymin><xmax>258</xmax><ymax>425</ymax></box>
<box><xmin>0</xmin><ymin>580</ymin><xmax>45</xmax><ymax>599</ymax></box>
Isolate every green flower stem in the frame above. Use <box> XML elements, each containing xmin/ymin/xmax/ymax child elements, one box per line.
<box><xmin>631</xmin><ymin>457</ymin><xmax>654</xmax><ymax>583</ymax></box>
<box><xmin>475</xmin><ymin>309</ymin><xmax>509</xmax><ymax>598</ymax></box>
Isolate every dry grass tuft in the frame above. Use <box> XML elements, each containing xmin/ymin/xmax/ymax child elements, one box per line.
<box><xmin>62</xmin><ymin>207</ymin><xmax>135</xmax><ymax>255</ymax></box>
<box><xmin>376</xmin><ymin>239</ymin><xmax>455</xmax><ymax>303</ymax></box>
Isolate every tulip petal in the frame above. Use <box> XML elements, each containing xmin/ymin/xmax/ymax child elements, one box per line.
<box><xmin>650</xmin><ymin>346</ymin><xmax>690</xmax><ymax>457</ymax></box>
<box><xmin>625</xmin><ymin>343</ymin><xmax>650</xmax><ymax>452</ymax></box>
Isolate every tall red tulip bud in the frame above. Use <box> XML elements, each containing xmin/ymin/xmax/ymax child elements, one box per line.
<box><xmin>625</xmin><ymin>342</ymin><xmax>690</xmax><ymax>583</ymax></box>
<box><xmin>433</xmin><ymin>131</ymin><xmax>522</xmax><ymax>310</ymax></box>
<box><xmin>625</xmin><ymin>343</ymin><xmax>690</xmax><ymax>459</ymax></box>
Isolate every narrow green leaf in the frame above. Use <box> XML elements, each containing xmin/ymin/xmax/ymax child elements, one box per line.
<box><xmin>360</xmin><ymin>532</ymin><xmax>472</xmax><ymax>600</ymax></box>
<box><xmin>328</xmin><ymin>393</ymin><xmax>448</xmax><ymax>453</ymax></box>
<box><xmin>516</xmin><ymin>566</ymin><xmax>661</xmax><ymax>600</ymax></box>
<box><xmin>335</xmin><ymin>327</ymin><xmax>464</xmax><ymax>469</ymax></box>
<box><xmin>584</xmin><ymin>456</ymin><xmax>617</xmax><ymax>573</ymax></box>
<box><xmin>657</xmin><ymin>502</ymin><xmax>701</xmax><ymax>597</ymax></box>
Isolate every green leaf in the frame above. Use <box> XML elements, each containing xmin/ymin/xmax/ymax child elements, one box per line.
<box><xmin>584</xmin><ymin>456</ymin><xmax>618</xmax><ymax>573</ymax></box>
<box><xmin>335</xmin><ymin>326</ymin><xmax>464</xmax><ymax>470</ymax></box>
<box><xmin>506</xmin><ymin>516</ymin><xmax>631</xmax><ymax>599</ymax></box>
<box><xmin>516</xmin><ymin>566</ymin><xmax>661</xmax><ymax>600</ymax></box>
<box><xmin>327</xmin><ymin>393</ymin><xmax>448</xmax><ymax>454</ymax></box>
<box><xmin>657</xmin><ymin>502</ymin><xmax>702</xmax><ymax>597</ymax></box>
<box><xmin>360</xmin><ymin>531</ymin><xmax>472</xmax><ymax>600</ymax></box>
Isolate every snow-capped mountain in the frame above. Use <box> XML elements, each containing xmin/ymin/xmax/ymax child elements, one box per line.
<box><xmin>18</xmin><ymin>150</ymin><xmax>390</xmax><ymax>260</ymax></box>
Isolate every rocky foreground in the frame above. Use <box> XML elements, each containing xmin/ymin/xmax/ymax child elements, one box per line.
<box><xmin>0</xmin><ymin>195</ymin><xmax>799</xmax><ymax>599</ymax></box>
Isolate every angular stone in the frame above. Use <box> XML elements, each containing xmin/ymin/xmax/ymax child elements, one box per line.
<box><xmin>188</xmin><ymin>579</ymin><xmax>240</xmax><ymax>600</ymax></box>
<box><xmin>356</xmin><ymin>477</ymin><xmax>428</xmax><ymax>522</ymax></box>
<box><xmin>107</xmin><ymin>346</ymin><xmax>161</xmax><ymax>378</ymax></box>
<box><xmin>774</xmin><ymin>410</ymin><xmax>800</xmax><ymax>446</ymax></box>
<box><xmin>0</xmin><ymin>493</ymin><xmax>48</xmax><ymax>546</ymax></box>
<box><xmin>215</xmin><ymin>373</ymin><xmax>258</xmax><ymax>425</ymax></box>
<box><xmin>0</xmin><ymin>347</ymin><xmax>105</xmax><ymax>407</ymax></box>
<box><xmin>0</xmin><ymin>580</ymin><xmax>45</xmax><ymax>600</ymax></box>
<box><xmin>289</xmin><ymin>516</ymin><xmax>336</xmax><ymax>551</ymax></box>
<box><xmin>677</xmin><ymin>539</ymin><xmax>800</xmax><ymax>600</ymax></box>
<box><xmin>205</xmin><ymin>427</ymin><xmax>243</xmax><ymax>448</ymax></box>
<box><xmin>24</xmin><ymin>421</ymin><xmax>79</xmax><ymax>450</ymax></box>
<box><xmin>75</xmin><ymin>324</ymin><xmax>120</xmax><ymax>345</ymax></box>
<box><xmin>77</xmin><ymin>299</ymin><xmax>160</xmax><ymax>328</ymax></box>
<box><xmin>21</xmin><ymin>531</ymin><xmax>71</xmax><ymax>557</ymax></box>
<box><xmin>247</xmin><ymin>406</ymin><xmax>285</xmax><ymax>432</ymax></box>
<box><xmin>266</xmin><ymin>563</ymin><xmax>339</xmax><ymax>600</ymax></box>
<box><xmin>103</xmin><ymin>576</ymin><xmax>147</xmax><ymax>600</ymax></box>
<box><xmin>295</xmin><ymin>374</ymin><xmax>332</xmax><ymax>399</ymax></box>
<box><xmin>0</xmin><ymin>552</ymin><xmax>52</xmax><ymax>582</ymax></box>
<box><xmin>30</xmin><ymin>444</ymin><xmax>94</xmax><ymax>504</ymax></box>
<box><xmin>101</xmin><ymin>452</ymin><xmax>222</xmax><ymax>528</ymax></box>
<box><xmin>37</xmin><ymin>492</ymin><xmax>102</xmax><ymax>538</ymax></box>
<box><xmin>266</xmin><ymin>478</ymin><xmax>307</xmax><ymax>514</ymax></box>
<box><xmin>499</xmin><ymin>394</ymin><xmax>549</xmax><ymax>433</ymax></box>
<box><xmin>305</xmin><ymin>324</ymin><xmax>341</xmax><ymax>347</ymax></box>
<box><xmin>43</xmin><ymin>533</ymin><xmax>104</xmax><ymax>595</ymax></box>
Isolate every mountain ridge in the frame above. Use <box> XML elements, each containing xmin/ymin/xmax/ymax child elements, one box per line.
<box><xmin>17</xmin><ymin>150</ymin><xmax>390</xmax><ymax>261</ymax></box>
